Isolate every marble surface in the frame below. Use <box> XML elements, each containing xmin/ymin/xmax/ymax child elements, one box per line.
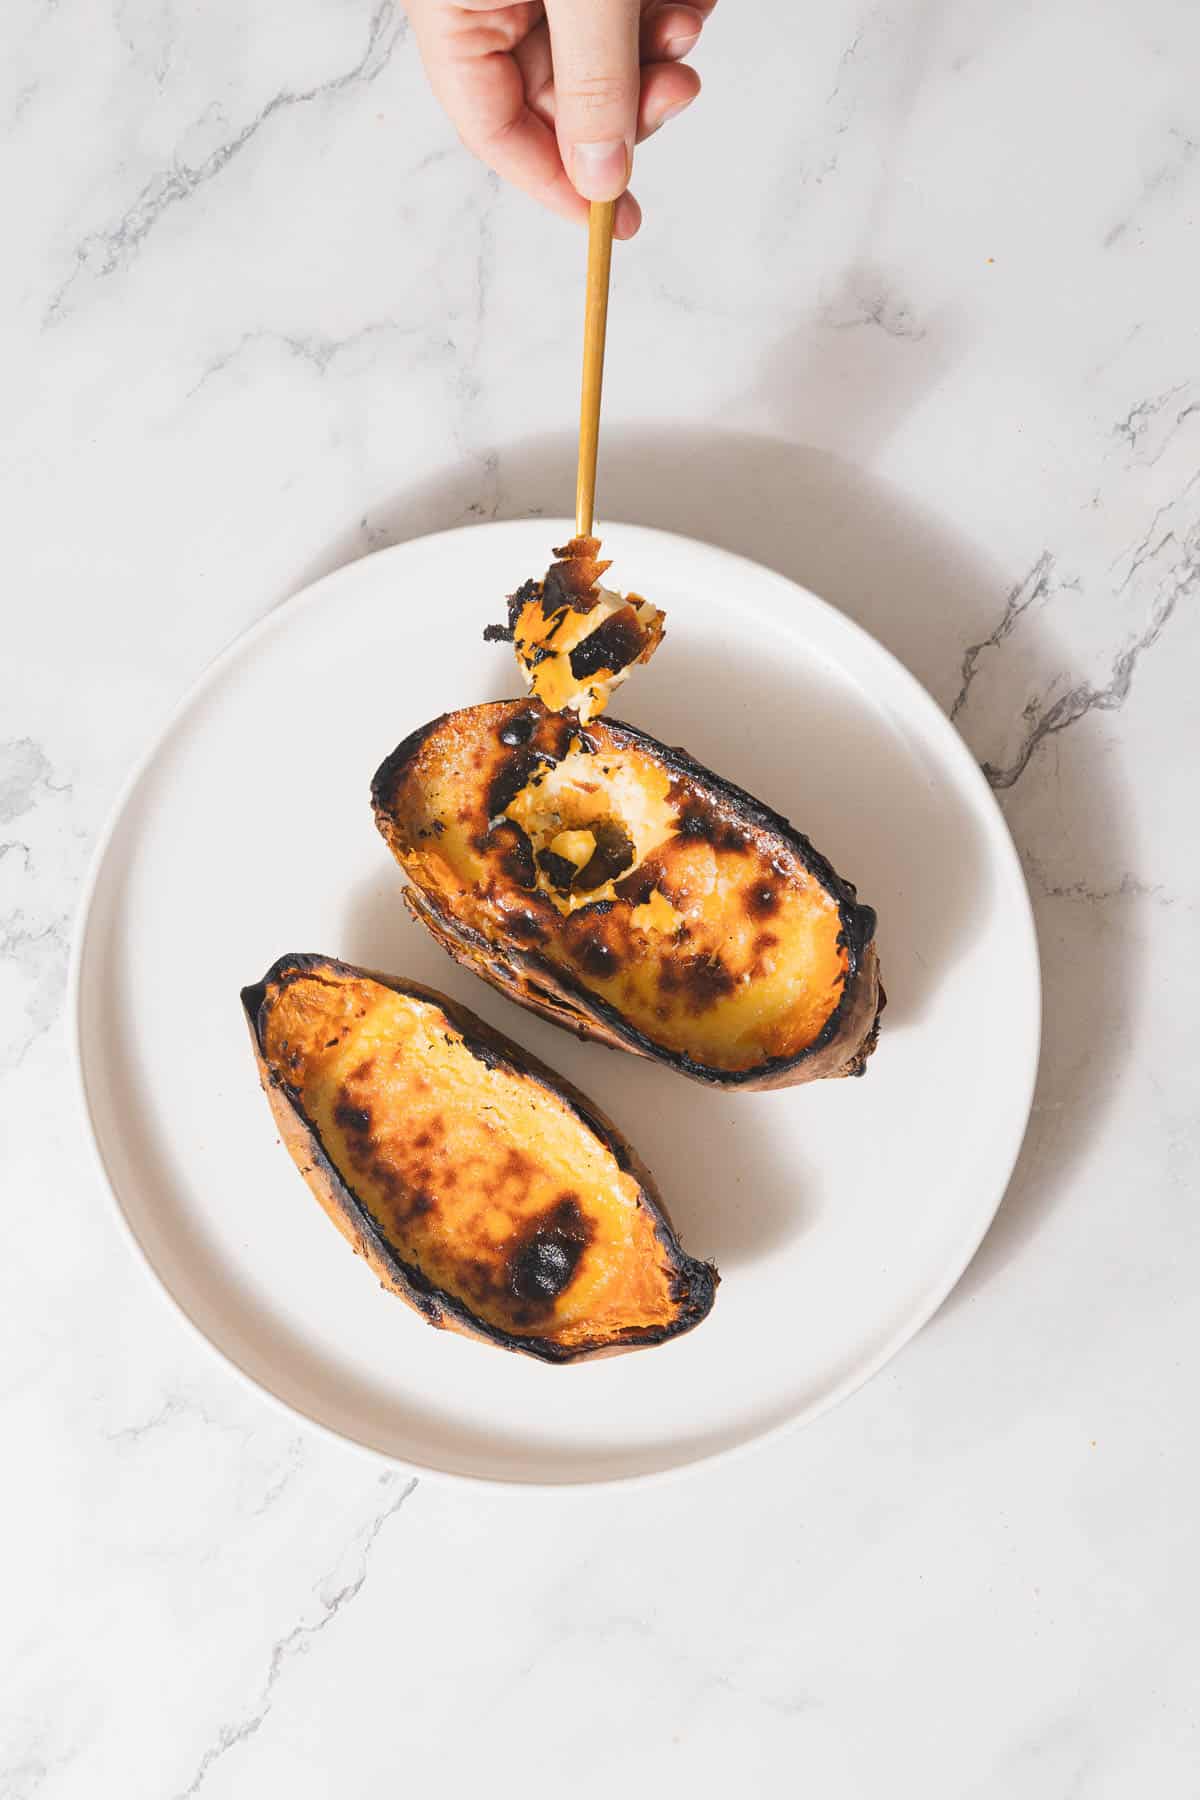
<box><xmin>3</xmin><ymin>0</ymin><xmax>1198</xmax><ymax>1791</ymax></box>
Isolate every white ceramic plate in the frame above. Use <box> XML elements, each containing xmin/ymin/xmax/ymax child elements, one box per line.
<box><xmin>72</xmin><ymin>521</ymin><xmax>1039</xmax><ymax>1487</ymax></box>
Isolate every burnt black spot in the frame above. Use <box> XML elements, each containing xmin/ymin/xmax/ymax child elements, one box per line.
<box><xmin>541</xmin><ymin>712</ymin><xmax>579</xmax><ymax>759</ymax></box>
<box><xmin>485</xmin><ymin>577</ymin><xmax>539</xmax><ymax>643</ymax></box>
<box><xmin>505</xmin><ymin>909</ymin><xmax>548</xmax><ymax>941</ymax></box>
<box><xmin>746</xmin><ymin>882</ymin><xmax>781</xmax><ymax>917</ymax></box>
<box><xmin>660</xmin><ymin>953</ymin><xmax>737</xmax><ymax>1011</ymax></box>
<box><xmin>487</xmin><ymin>748</ymin><xmax>539</xmax><ymax>819</ymax></box>
<box><xmin>677</xmin><ymin>802</ymin><xmax>713</xmax><ymax>839</ymax></box>
<box><xmin>486</xmin><ymin>820</ymin><xmax>536</xmax><ymax>889</ymax></box>
<box><xmin>334</xmin><ymin>1100</ymin><xmax>372</xmax><ymax>1136</ymax></box>
<box><xmin>506</xmin><ymin>1196</ymin><xmax>593</xmax><ymax>1304</ymax></box>
<box><xmin>511</xmin><ymin>577</ymin><xmax>539</xmax><ymax>619</ymax></box>
<box><xmin>499</xmin><ymin>710</ymin><xmax>538</xmax><ymax>747</ymax></box>
<box><xmin>689</xmin><ymin>956</ymin><xmax>737</xmax><ymax>1006</ymax></box>
<box><xmin>574</xmin><ymin>819</ymin><xmax>635</xmax><ymax>891</ymax></box>
<box><xmin>409</xmin><ymin>1190</ymin><xmax>436</xmax><ymax>1217</ymax></box>
<box><xmin>614</xmin><ymin>863</ymin><xmax>658</xmax><ymax>906</ymax></box>
<box><xmin>537</xmin><ymin>849</ymin><xmax>577</xmax><ymax>894</ymax></box>
<box><xmin>511</xmin><ymin>1239</ymin><xmax>572</xmax><ymax>1300</ymax></box>
<box><xmin>568</xmin><ymin>609</ymin><xmax>644</xmax><ymax>681</ymax></box>
<box><xmin>540</xmin><ymin>570</ymin><xmax>570</xmax><ymax>615</ymax></box>
<box><xmin>432</xmin><ymin>819</ymin><xmax>445</xmax><ymax>836</ymax></box>
<box><xmin>500</xmin><ymin>831</ymin><xmax>537</xmax><ymax>889</ymax></box>
<box><xmin>324</xmin><ymin>1038</ymin><xmax>338</xmax><ymax>1049</ymax></box>
<box><xmin>673</xmin><ymin>790</ymin><xmax>754</xmax><ymax>853</ymax></box>
<box><xmin>570</xmin><ymin>898</ymin><xmax>614</xmax><ymax>920</ymax></box>
<box><xmin>577</xmin><ymin>935</ymin><xmax>619</xmax><ymax>979</ymax></box>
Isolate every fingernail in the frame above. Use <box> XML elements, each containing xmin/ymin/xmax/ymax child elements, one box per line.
<box><xmin>663</xmin><ymin>30</ymin><xmax>700</xmax><ymax>57</ymax></box>
<box><xmin>647</xmin><ymin>94</ymin><xmax>695</xmax><ymax>136</ymax></box>
<box><xmin>571</xmin><ymin>139</ymin><xmax>630</xmax><ymax>201</ymax></box>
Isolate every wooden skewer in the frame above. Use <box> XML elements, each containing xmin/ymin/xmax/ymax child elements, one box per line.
<box><xmin>575</xmin><ymin>199</ymin><xmax>616</xmax><ymax>540</ymax></box>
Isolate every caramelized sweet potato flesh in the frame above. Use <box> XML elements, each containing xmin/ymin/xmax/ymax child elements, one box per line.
<box><xmin>245</xmin><ymin>957</ymin><xmax>715</xmax><ymax>1359</ymax></box>
<box><xmin>486</xmin><ymin>537</ymin><xmax>665</xmax><ymax>724</ymax></box>
<box><xmin>373</xmin><ymin>701</ymin><xmax>880</xmax><ymax>1083</ymax></box>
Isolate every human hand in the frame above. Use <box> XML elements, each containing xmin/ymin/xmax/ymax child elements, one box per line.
<box><xmin>406</xmin><ymin>0</ymin><xmax>714</xmax><ymax>238</ymax></box>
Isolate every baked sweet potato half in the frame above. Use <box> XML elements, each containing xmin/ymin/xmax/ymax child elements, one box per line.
<box><xmin>371</xmin><ymin>700</ymin><xmax>883</xmax><ymax>1089</ymax></box>
<box><xmin>242</xmin><ymin>955</ymin><xmax>716</xmax><ymax>1362</ymax></box>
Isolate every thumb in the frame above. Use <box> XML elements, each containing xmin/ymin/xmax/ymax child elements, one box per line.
<box><xmin>544</xmin><ymin>0</ymin><xmax>640</xmax><ymax>202</ymax></box>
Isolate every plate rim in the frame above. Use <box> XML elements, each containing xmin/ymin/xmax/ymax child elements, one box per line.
<box><xmin>68</xmin><ymin>517</ymin><xmax>1042</xmax><ymax>1491</ymax></box>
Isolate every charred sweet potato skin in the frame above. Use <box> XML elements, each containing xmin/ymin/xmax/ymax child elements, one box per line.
<box><xmin>242</xmin><ymin>955</ymin><xmax>716</xmax><ymax>1362</ymax></box>
<box><xmin>371</xmin><ymin>702</ymin><xmax>883</xmax><ymax>1090</ymax></box>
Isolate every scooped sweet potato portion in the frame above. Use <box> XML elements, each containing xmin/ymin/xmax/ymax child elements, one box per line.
<box><xmin>484</xmin><ymin>536</ymin><xmax>665</xmax><ymax>724</ymax></box>
<box><xmin>371</xmin><ymin>701</ymin><xmax>883</xmax><ymax>1089</ymax></box>
<box><xmin>242</xmin><ymin>955</ymin><xmax>716</xmax><ymax>1361</ymax></box>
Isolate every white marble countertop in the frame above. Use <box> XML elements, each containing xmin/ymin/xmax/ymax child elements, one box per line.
<box><xmin>5</xmin><ymin>0</ymin><xmax>1198</xmax><ymax>1791</ymax></box>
